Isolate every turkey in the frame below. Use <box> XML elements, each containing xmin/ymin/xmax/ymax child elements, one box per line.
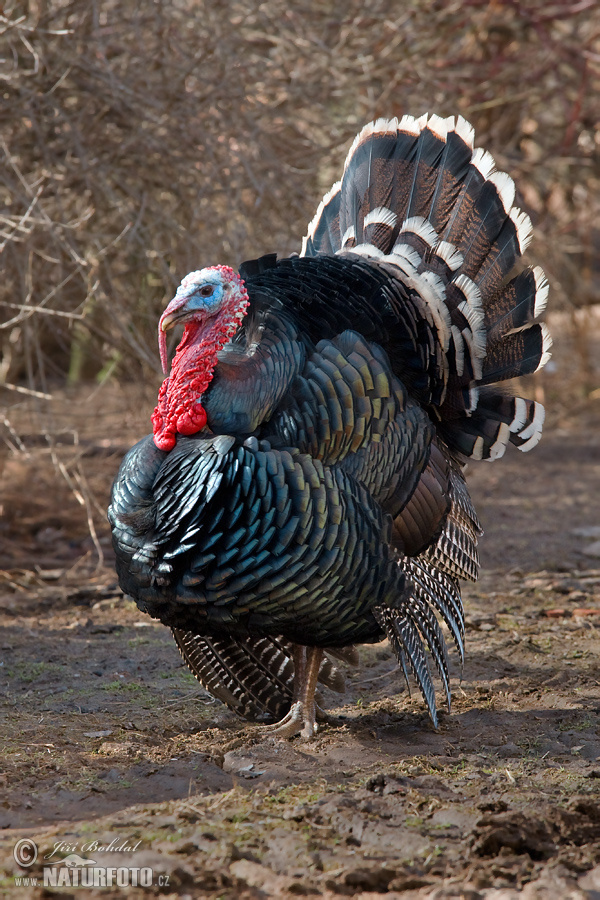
<box><xmin>109</xmin><ymin>114</ymin><xmax>551</xmax><ymax>738</ymax></box>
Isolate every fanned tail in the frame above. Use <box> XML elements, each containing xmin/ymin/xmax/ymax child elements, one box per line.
<box><xmin>302</xmin><ymin>114</ymin><xmax>552</xmax><ymax>462</ymax></box>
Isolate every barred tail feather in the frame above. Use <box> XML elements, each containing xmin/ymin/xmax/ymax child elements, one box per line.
<box><xmin>481</xmin><ymin>322</ymin><xmax>552</xmax><ymax>384</ymax></box>
<box><xmin>374</xmin><ymin>551</ymin><xmax>466</xmax><ymax>725</ymax></box>
<box><xmin>485</xmin><ymin>267</ymin><xmax>549</xmax><ymax>344</ymax></box>
<box><xmin>409</xmin><ymin>597</ymin><xmax>452</xmax><ymax>712</ymax></box>
<box><xmin>422</xmin><ymin>453</ymin><xmax>481</xmax><ymax>580</ymax></box>
<box><xmin>172</xmin><ymin>630</ymin><xmax>293</xmax><ymax>722</ymax></box>
<box><xmin>374</xmin><ymin>605</ymin><xmax>440</xmax><ymax>726</ymax></box>
<box><xmin>427</xmin><ymin>117</ymin><xmax>474</xmax><ymax>233</ymax></box>
<box><xmin>402</xmin><ymin>118</ymin><xmax>450</xmax><ymax>224</ymax></box>
<box><xmin>377</xmin><ymin>451</ymin><xmax>477</xmax><ymax>723</ymax></box>
<box><xmin>401</xmin><ymin>557</ymin><xmax>465</xmax><ymax>664</ymax></box>
<box><xmin>453</xmin><ymin>176</ymin><xmax>517</xmax><ymax>283</ymax></box>
<box><xmin>172</xmin><ymin>631</ymin><xmax>347</xmax><ymax>723</ymax></box>
<box><xmin>440</xmin><ymin>390</ymin><xmax>546</xmax><ymax>460</ymax></box>
<box><xmin>474</xmin><ymin>211</ymin><xmax>529</xmax><ymax>300</ymax></box>
<box><xmin>302</xmin><ymin>183</ymin><xmax>342</xmax><ymax>258</ymax></box>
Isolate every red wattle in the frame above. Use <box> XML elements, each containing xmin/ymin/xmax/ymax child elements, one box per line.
<box><xmin>151</xmin><ymin>323</ymin><xmax>214</xmax><ymax>449</ymax></box>
<box><xmin>153</xmin><ymin>429</ymin><xmax>176</xmax><ymax>452</ymax></box>
<box><xmin>176</xmin><ymin>404</ymin><xmax>207</xmax><ymax>436</ymax></box>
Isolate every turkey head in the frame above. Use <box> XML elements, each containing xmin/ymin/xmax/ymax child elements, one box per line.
<box><xmin>152</xmin><ymin>265</ymin><xmax>250</xmax><ymax>450</ymax></box>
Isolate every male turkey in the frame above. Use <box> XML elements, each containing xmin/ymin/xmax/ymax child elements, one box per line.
<box><xmin>109</xmin><ymin>115</ymin><xmax>551</xmax><ymax>738</ymax></box>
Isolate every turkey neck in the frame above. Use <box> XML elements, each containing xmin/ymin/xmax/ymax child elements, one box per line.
<box><xmin>152</xmin><ymin>320</ymin><xmax>219</xmax><ymax>451</ymax></box>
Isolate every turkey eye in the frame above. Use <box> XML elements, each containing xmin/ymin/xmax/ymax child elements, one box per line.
<box><xmin>199</xmin><ymin>285</ymin><xmax>214</xmax><ymax>297</ymax></box>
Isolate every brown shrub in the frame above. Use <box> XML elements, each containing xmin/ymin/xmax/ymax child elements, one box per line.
<box><xmin>1</xmin><ymin>0</ymin><xmax>599</xmax><ymax>391</ymax></box>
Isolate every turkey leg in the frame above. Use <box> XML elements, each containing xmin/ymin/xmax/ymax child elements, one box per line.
<box><xmin>260</xmin><ymin>644</ymin><xmax>324</xmax><ymax>739</ymax></box>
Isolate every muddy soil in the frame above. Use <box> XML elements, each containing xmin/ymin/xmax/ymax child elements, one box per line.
<box><xmin>0</xmin><ymin>374</ymin><xmax>600</xmax><ymax>897</ymax></box>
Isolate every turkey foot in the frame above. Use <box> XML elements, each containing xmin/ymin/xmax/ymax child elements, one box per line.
<box><xmin>260</xmin><ymin>645</ymin><xmax>324</xmax><ymax>739</ymax></box>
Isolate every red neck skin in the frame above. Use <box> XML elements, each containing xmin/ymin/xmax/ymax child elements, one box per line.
<box><xmin>152</xmin><ymin>321</ymin><xmax>216</xmax><ymax>451</ymax></box>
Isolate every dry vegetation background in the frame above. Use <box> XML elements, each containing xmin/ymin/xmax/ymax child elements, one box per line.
<box><xmin>2</xmin><ymin>0</ymin><xmax>600</xmax><ymax>379</ymax></box>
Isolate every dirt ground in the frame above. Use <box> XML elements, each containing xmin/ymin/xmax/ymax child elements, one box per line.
<box><xmin>0</xmin><ymin>316</ymin><xmax>600</xmax><ymax>898</ymax></box>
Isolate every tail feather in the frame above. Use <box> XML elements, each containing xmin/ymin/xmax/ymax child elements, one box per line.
<box><xmin>440</xmin><ymin>390</ymin><xmax>546</xmax><ymax>460</ymax></box>
<box><xmin>374</xmin><ymin>551</ymin><xmax>465</xmax><ymax>726</ymax></box>
<box><xmin>440</xmin><ymin>148</ymin><xmax>494</xmax><ymax>251</ymax></box>
<box><xmin>362</xmin><ymin>207</ymin><xmax>397</xmax><ymax>251</ymax></box>
<box><xmin>409</xmin><ymin>595</ymin><xmax>452</xmax><ymax>713</ymax></box>
<box><xmin>338</xmin><ymin>118</ymin><xmax>423</xmax><ymax>253</ymax></box>
<box><xmin>303</xmin><ymin>183</ymin><xmax>341</xmax><ymax>257</ymax></box>
<box><xmin>372</xmin><ymin>451</ymin><xmax>477</xmax><ymax>724</ymax></box>
<box><xmin>444</xmin><ymin>275</ymin><xmax>486</xmax><ymax>379</ymax></box>
<box><xmin>397</xmin><ymin>215</ymin><xmax>440</xmax><ymax>262</ymax></box>
<box><xmin>403</xmin><ymin>117</ymin><xmax>449</xmax><ymax>223</ymax></box>
<box><xmin>474</xmin><ymin>210</ymin><xmax>531</xmax><ymax>300</ymax></box>
<box><xmin>372</xmin><ymin>450</ymin><xmax>472</xmax><ymax>726</ymax></box>
<box><xmin>485</xmin><ymin>267</ymin><xmax>549</xmax><ymax>344</ymax></box>
<box><xmin>172</xmin><ymin>631</ymin><xmax>348</xmax><ymax>723</ymax></box>
<box><xmin>374</xmin><ymin>605</ymin><xmax>439</xmax><ymax>727</ymax></box>
<box><xmin>426</xmin><ymin>117</ymin><xmax>474</xmax><ymax>232</ymax></box>
<box><xmin>172</xmin><ymin>630</ymin><xmax>293</xmax><ymax>721</ymax></box>
<box><xmin>422</xmin><ymin>452</ymin><xmax>481</xmax><ymax>580</ymax></box>
<box><xmin>400</xmin><ymin>556</ymin><xmax>465</xmax><ymax>664</ymax></box>
<box><xmin>481</xmin><ymin>322</ymin><xmax>552</xmax><ymax>384</ymax></box>
<box><xmin>453</xmin><ymin>176</ymin><xmax>516</xmax><ymax>283</ymax></box>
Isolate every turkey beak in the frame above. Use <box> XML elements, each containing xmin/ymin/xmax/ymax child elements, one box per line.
<box><xmin>158</xmin><ymin>309</ymin><xmax>178</xmax><ymax>375</ymax></box>
<box><xmin>158</xmin><ymin>295</ymin><xmax>198</xmax><ymax>374</ymax></box>
<box><xmin>158</xmin><ymin>288</ymin><xmax>213</xmax><ymax>374</ymax></box>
